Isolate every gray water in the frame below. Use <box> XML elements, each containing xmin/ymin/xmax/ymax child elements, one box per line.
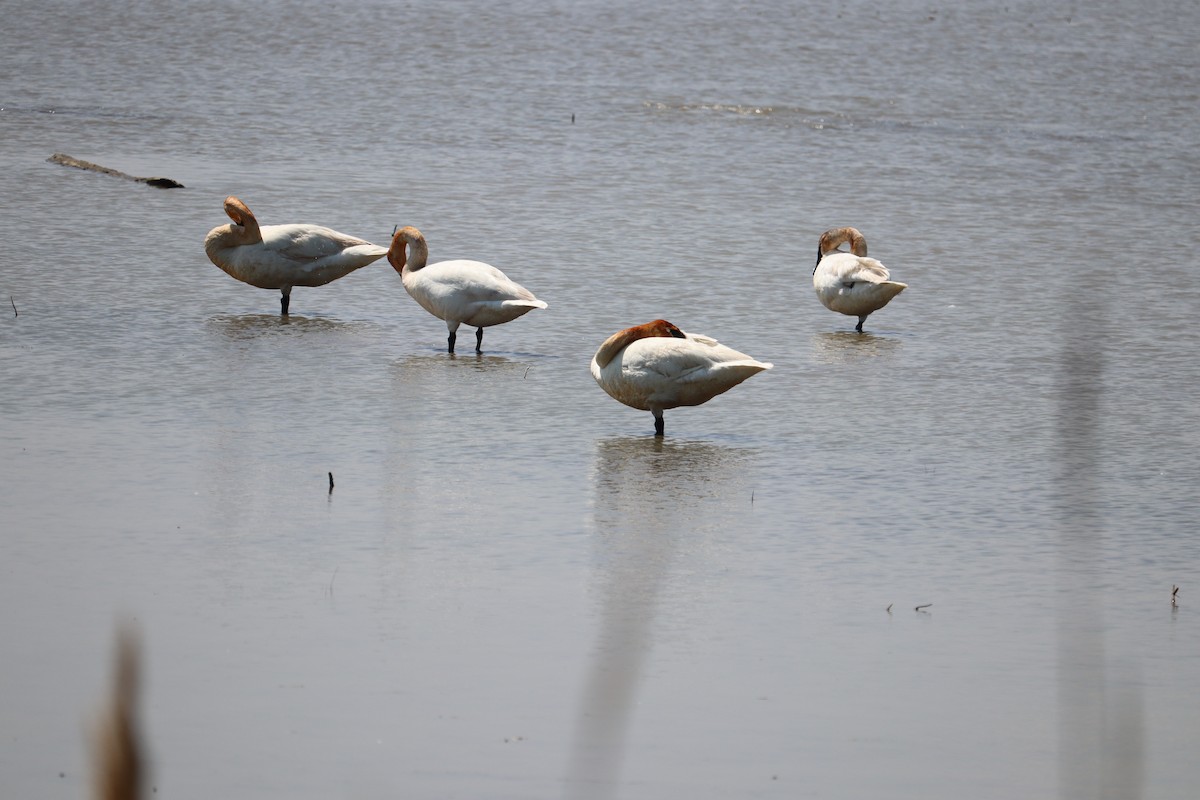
<box><xmin>2</xmin><ymin>0</ymin><xmax>1199</xmax><ymax>797</ymax></box>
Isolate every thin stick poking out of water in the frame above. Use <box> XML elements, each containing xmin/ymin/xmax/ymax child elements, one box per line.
<box><xmin>10</xmin><ymin>296</ymin><xmax>16</xmax><ymax>317</ymax></box>
<box><xmin>915</xmin><ymin>603</ymin><xmax>932</xmax><ymax>612</ymax></box>
<box><xmin>328</xmin><ymin>472</ymin><xmax>334</xmax><ymax>493</ymax></box>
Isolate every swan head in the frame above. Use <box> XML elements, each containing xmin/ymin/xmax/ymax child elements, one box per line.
<box><xmin>815</xmin><ymin>226</ymin><xmax>868</xmax><ymax>272</ymax></box>
<box><xmin>387</xmin><ymin>226</ymin><xmax>427</xmax><ymax>274</ymax></box>
<box><xmin>207</xmin><ymin>196</ymin><xmax>260</xmax><ymax>250</ymax></box>
<box><xmin>645</xmin><ymin>319</ymin><xmax>687</xmax><ymax>340</ymax></box>
<box><xmin>223</xmin><ymin>196</ymin><xmax>255</xmax><ymax>229</ymax></box>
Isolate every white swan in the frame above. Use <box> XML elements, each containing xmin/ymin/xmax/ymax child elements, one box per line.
<box><xmin>204</xmin><ymin>196</ymin><xmax>388</xmax><ymax>315</ymax></box>
<box><xmin>813</xmin><ymin>226</ymin><xmax>907</xmax><ymax>332</ymax></box>
<box><xmin>590</xmin><ymin>319</ymin><xmax>772</xmax><ymax>436</ymax></box>
<box><xmin>387</xmin><ymin>226</ymin><xmax>547</xmax><ymax>353</ymax></box>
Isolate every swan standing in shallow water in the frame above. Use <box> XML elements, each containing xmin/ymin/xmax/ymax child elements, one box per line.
<box><xmin>813</xmin><ymin>226</ymin><xmax>907</xmax><ymax>332</ymax></box>
<box><xmin>387</xmin><ymin>226</ymin><xmax>547</xmax><ymax>353</ymax></box>
<box><xmin>591</xmin><ymin>319</ymin><xmax>772</xmax><ymax>436</ymax></box>
<box><xmin>204</xmin><ymin>196</ymin><xmax>388</xmax><ymax>315</ymax></box>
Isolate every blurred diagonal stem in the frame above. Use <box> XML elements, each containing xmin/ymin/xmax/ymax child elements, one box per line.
<box><xmin>1055</xmin><ymin>303</ymin><xmax>1143</xmax><ymax>800</ymax></box>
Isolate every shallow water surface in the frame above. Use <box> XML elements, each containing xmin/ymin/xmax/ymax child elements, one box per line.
<box><xmin>2</xmin><ymin>0</ymin><xmax>1199</xmax><ymax>798</ymax></box>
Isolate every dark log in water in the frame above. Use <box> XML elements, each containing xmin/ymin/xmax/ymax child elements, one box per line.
<box><xmin>47</xmin><ymin>153</ymin><xmax>184</xmax><ymax>188</ymax></box>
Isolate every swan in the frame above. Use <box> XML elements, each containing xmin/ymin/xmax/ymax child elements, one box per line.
<box><xmin>204</xmin><ymin>196</ymin><xmax>388</xmax><ymax>315</ymax></box>
<box><xmin>590</xmin><ymin>319</ymin><xmax>772</xmax><ymax>436</ymax></box>
<box><xmin>387</xmin><ymin>226</ymin><xmax>547</xmax><ymax>353</ymax></box>
<box><xmin>813</xmin><ymin>226</ymin><xmax>907</xmax><ymax>332</ymax></box>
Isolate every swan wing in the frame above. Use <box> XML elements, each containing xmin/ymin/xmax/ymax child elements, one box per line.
<box><xmin>813</xmin><ymin>253</ymin><xmax>907</xmax><ymax>318</ymax></box>
<box><xmin>428</xmin><ymin>260</ymin><xmax>542</xmax><ymax>301</ymax></box>
<box><xmin>215</xmin><ymin>225</ymin><xmax>386</xmax><ymax>289</ymax></box>
<box><xmin>260</xmin><ymin>224</ymin><xmax>387</xmax><ymax>264</ymax></box>
<box><xmin>609</xmin><ymin>335</ymin><xmax>771</xmax><ymax>408</ymax></box>
<box><xmin>406</xmin><ymin>260</ymin><xmax>547</xmax><ymax>325</ymax></box>
<box><xmin>815</xmin><ymin>252</ymin><xmax>893</xmax><ymax>286</ymax></box>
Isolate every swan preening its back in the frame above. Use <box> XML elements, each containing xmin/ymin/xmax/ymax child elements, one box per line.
<box><xmin>813</xmin><ymin>226</ymin><xmax>907</xmax><ymax>332</ymax></box>
<box><xmin>387</xmin><ymin>226</ymin><xmax>547</xmax><ymax>353</ymax></box>
<box><xmin>204</xmin><ymin>196</ymin><xmax>388</xmax><ymax>315</ymax></box>
<box><xmin>591</xmin><ymin>319</ymin><xmax>772</xmax><ymax>436</ymax></box>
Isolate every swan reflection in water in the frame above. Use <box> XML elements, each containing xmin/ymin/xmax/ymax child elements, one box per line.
<box><xmin>390</xmin><ymin>351</ymin><xmax>537</xmax><ymax>380</ymax></box>
<box><xmin>810</xmin><ymin>329</ymin><xmax>902</xmax><ymax>365</ymax></box>
<box><xmin>206</xmin><ymin>313</ymin><xmax>359</xmax><ymax>341</ymax></box>
<box><xmin>566</xmin><ymin>436</ymin><xmax>756</xmax><ymax>799</ymax></box>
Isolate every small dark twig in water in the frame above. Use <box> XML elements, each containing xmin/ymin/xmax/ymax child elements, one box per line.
<box><xmin>1172</xmin><ymin>585</ymin><xmax>1179</xmax><ymax>608</ymax></box>
<box><xmin>751</xmin><ymin>490</ymin><xmax>755</xmax><ymax>504</ymax></box>
<box><xmin>886</xmin><ymin>604</ymin><xmax>893</xmax><ymax>613</ymax></box>
<box><xmin>9</xmin><ymin>296</ymin><xmax>15</xmax><ymax>317</ymax></box>
<box><xmin>328</xmin><ymin>472</ymin><xmax>335</xmax><ymax>493</ymax></box>
<box><xmin>915</xmin><ymin>603</ymin><xmax>932</xmax><ymax>612</ymax></box>
<box><xmin>524</xmin><ymin>367</ymin><xmax>530</xmax><ymax>379</ymax></box>
<box><xmin>328</xmin><ymin>566</ymin><xmax>339</xmax><ymax>595</ymax></box>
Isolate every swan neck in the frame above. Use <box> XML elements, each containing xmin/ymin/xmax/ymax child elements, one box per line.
<box><xmin>205</xmin><ymin>221</ymin><xmax>255</xmax><ymax>259</ymax></box>
<box><xmin>237</xmin><ymin>212</ymin><xmax>262</xmax><ymax>244</ymax></box>
<box><xmin>406</xmin><ymin>237</ymin><xmax>428</xmax><ymax>271</ymax></box>
<box><xmin>594</xmin><ymin>320</ymin><xmax>682</xmax><ymax>368</ymax></box>
<box><xmin>387</xmin><ymin>228</ymin><xmax>429</xmax><ymax>276</ymax></box>
<box><xmin>848</xmin><ymin>230</ymin><xmax>867</xmax><ymax>257</ymax></box>
<box><xmin>820</xmin><ymin>227</ymin><xmax>868</xmax><ymax>258</ymax></box>
<box><xmin>594</xmin><ymin>329</ymin><xmax>634</xmax><ymax>368</ymax></box>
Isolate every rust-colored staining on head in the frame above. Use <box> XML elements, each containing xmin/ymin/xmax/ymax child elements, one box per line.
<box><xmin>594</xmin><ymin>319</ymin><xmax>688</xmax><ymax>368</ymax></box>
<box><xmin>644</xmin><ymin>319</ymin><xmax>686</xmax><ymax>339</ymax></box>
<box><xmin>818</xmin><ymin>226</ymin><xmax>868</xmax><ymax>257</ymax></box>
<box><xmin>387</xmin><ymin>226</ymin><xmax>427</xmax><ymax>274</ymax></box>
<box><xmin>223</xmin><ymin>196</ymin><xmax>254</xmax><ymax>227</ymax></box>
<box><xmin>386</xmin><ymin>235</ymin><xmax>407</xmax><ymax>273</ymax></box>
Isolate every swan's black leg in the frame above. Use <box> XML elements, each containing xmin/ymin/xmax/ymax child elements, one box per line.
<box><xmin>855</xmin><ymin>315</ymin><xmax>866</xmax><ymax>333</ymax></box>
<box><xmin>448</xmin><ymin>330</ymin><xmax>456</xmax><ymax>353</ymax></box>
<box><xmin>475</xmin><ymin>327</ymin><xmax>484</xmax><ymax>353</ymax></box>
<box><xmin>653</xmin><ymin>413</ymin><xmax>665</xmax><ymax>437</ymax></box>
<box><xmin>281</xmin><ymin>292</ymin><xmax>290</xmax><ymax>316</ymax></box>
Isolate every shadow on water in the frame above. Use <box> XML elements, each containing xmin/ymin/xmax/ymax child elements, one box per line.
<box><xmin>810</xmin><ymin>329</ymin><xmax>903</xmax><ymax>364</ymax></box>
<box><xmin>565</xmin><ymin>435</ymin><xmax>754</xmax><ymax>800</ymax></box>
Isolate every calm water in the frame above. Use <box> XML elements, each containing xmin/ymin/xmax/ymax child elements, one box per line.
<box><xmin>2</xmin><ymin>0</ymin><xmax>1199</xmax><ymax>798</ymax></box>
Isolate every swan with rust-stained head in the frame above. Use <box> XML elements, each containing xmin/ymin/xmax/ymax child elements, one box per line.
<box><xmin>387</xmin><ymin>226</ymin><xmax>547</xmax><ymax>353</ymax></box>
<box><xmin>204</xmin><ymin>196</ymin><xmax>388</xmax><ymax>315</ymax></box>
<box><xmin>813</xmin><ymin>226</ymin><xmax>907</xmax><ymax>332</ymax></box>
<box><xmin>591</xmin><ymin>319</ymin><xmax>772</xmax><ymax>436</ymax></box>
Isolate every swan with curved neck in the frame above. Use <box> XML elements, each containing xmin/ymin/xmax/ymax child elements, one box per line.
<box><xmin>387</xmin><ymin>226</ymin><xmax>547</xmax><ymax>353</ymax></box>
<box><xmin>813</xmin><ymin>226</ymin><xmax>907</xmax><ymax>332</ymax></box>
<box><xmin>203</xmin><ymin>196</ymin><xmax>388</xmax><ymax>315</ymax></box>
<box><xmin>591</xmin><ymin>319</ymin><xmax>772</xmax><ymax>436</ymax></box>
